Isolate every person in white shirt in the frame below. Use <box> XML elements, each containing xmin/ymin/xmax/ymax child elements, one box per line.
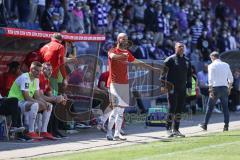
<box><xmin>199</xmin><ymin>51</ymin><xmax>233</xmax><ymax>131</ymax></box>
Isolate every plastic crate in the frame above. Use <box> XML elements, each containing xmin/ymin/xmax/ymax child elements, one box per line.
<box><xmin>145</xmin><ymin>106</ymin><xmax>168</xmax><ymax>127</ymax></box>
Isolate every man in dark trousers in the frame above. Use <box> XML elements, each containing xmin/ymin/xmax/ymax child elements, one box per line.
<box><xmin>199</xmin><ymin>51</ymin><xmax>233</xmax><ymax>131</ymax></box>
<box><xmin>162</xmin><ymin>42</ymin><xmax>192</xmax><ymax>137</ymax></box>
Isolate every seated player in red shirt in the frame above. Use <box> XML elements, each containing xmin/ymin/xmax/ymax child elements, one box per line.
<box><xmin>39</xmin><ymin>62</ymin><xmax>67</xmax><ymax>138</ymax></box>
<box><xmin>0</xmin><ymin>61</ymin><xmax>21</xmax><ymax>97</ymax></box>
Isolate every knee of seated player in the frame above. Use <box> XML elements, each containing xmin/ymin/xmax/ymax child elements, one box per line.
<box><xmin>38</xmin><ymin>101</ymin><xmax>48</xmax><ymax>111</ymax></box>
<box><xmin>24</xmin><ymin>101</ymin><xmax>36</xmax><ymax>112</ymax></box>
<box><xmin>30</xmin><ymin>103</ymin><xmax>39</xmax><ymax>113</ymax></box>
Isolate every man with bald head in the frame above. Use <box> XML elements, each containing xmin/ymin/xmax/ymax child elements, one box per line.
<box><xmin>106</xmin><ymin>33</ymin><xmax>159</xmax><ymax>140</ymax></box>
<box><xmin>162</xmin><ymin>42</ymin><xmax>192</xmax><ymax>137</ymax></box>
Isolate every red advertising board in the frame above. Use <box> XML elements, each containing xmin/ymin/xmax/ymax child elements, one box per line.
<box><xmin>0</xmin><ymin>27</ymin><xmax>105</xmax><ymax>42</ymax></box>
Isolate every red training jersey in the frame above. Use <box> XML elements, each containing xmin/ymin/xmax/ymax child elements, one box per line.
<box><xmin>39</xmin><ymin>72</ymin><xmax>51</xmax><ymax>95</ymax></box>
<box><xmin>107</xmin><ymin>48</ymin><xmax>135</xmax><ymax>87</ymax></box>
<box><xmin>0</xmin><ymin>72</ymin><xmax>18</xmax><ymax>97</ymax></box>
<box><xmin>40</xmin><ymin>39</ymin><xmax>67</xmax><ymax>79</ymax></box>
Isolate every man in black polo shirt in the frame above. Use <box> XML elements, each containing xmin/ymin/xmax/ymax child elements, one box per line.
<box><xmin>162</xmin><ymin>42</ymin><xmax>192</xmax><ymax>137</ymax></box>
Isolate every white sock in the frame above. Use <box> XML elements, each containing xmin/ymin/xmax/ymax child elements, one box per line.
<box><xmin>114</xmin><ymin>107</ymin><xmax>125</xmax><ymax>137</ymax></box>
<box><xmin>28</xmin><ymin>103</ymin><xmax>39</xmax><ymax>132</ymax></box>
<box><xmin>41</xmin><ymin>104</ymin><xmax>52</xmax><ymax>132</ymax></box>
<box><xmin>23</xmin><ymin>112</ymin><xmax>29</xmax><ymax>127</ymax></box>
<box><xmin>35</xmin><ymin>113</ymin><xmax>42</xmax><ymax>132</ymax></box>
<box><xmin>101</xmin><ymin>107</ymin><xmax>112</xmax><ymax>125</ymax></box>
<box><xmin>107</xmin><ymin>107</ymin><xmax>118</xmax><ymax>134</ymax></box>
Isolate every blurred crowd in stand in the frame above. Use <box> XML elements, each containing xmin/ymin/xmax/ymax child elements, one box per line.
<box><xmin>0</xmin><ymin>0</ymin><xmax>240</xmax><ymax>61</ymax></box>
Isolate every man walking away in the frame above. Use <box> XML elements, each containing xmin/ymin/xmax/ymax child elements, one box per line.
<box><xmin>199</xmin><ymin>51</ymin><xmax>233</xmax><ymax>131</ymax></box>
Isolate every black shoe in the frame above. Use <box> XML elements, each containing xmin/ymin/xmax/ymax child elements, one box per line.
<box><xmin>54</xmin><ymin>130</ymin><xmax>68</xmax><ymax>138</ymax></box>
<box><xmin>223</xmin><ymin>125</ymin><xmax>228</xmax><ymax>131</ymax></box>
<box><xmin>167</xmin><ymin>131</ymin><xmax>175</xmax><ymax>138</ymax></box>
<box><xmin>166</xmin><ymin>128</ymin><xmax>174</xmax><ymax>138</ymax></box>
<box><xmin>106</xmin><ymin>134</ymin><xmax>114</xmax><ymax>141</ymax></box>
<box><xmin>174</xmin><ymin>130</ymin><xmax>185</xmax><ymax>137</ymax></box>
<box><xmin>17</xmin><ymin>133</ymin><xmax>32</xmax><ymax>141</ymax></box>
<box><xmin>199</xmin><ymin>123</ymin><xmax>207</xmax><ymax>131</ymax></box>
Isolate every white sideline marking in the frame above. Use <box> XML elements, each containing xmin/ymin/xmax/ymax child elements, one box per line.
<box><xmin>135</xmin><ymin>141</ymin><xmax>240</xmax><ymax>160</ymax></box>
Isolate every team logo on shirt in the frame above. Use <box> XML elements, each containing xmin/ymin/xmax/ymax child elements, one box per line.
<box><xmin>25</xmin><ymin>83</ymin><xmax>29</xmax><ymax>89</ymax></box>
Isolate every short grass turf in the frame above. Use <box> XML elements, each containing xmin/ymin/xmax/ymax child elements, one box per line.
<box><xmin>35</xmin><ymin>129</ymin><xmax>240</xmax><ymax>160</ymax></box>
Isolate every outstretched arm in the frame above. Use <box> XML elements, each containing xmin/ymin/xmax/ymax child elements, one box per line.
<box><xmin>132</xmin><ymin>59</ymin><xmax>162</xmax><ymax>72</ymax></box>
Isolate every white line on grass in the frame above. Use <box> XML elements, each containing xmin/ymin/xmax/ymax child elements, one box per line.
<box><xmin>135</xmin><ymin>141</ymin><xmax>240</xmax><ymax>160</ymax></box>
